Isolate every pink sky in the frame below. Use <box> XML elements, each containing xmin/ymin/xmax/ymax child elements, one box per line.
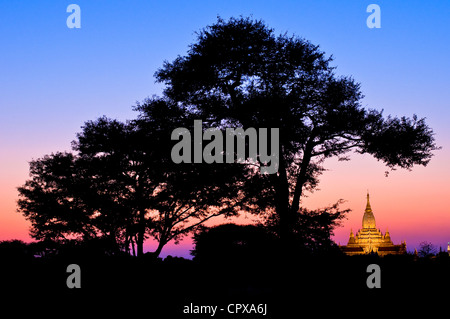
<box><xmin>4</xmin><ymin>144</ymin><xmax>448</xmax><ymax>259</ymax></box>
<box><xmin>154</xmin><ymin>146</ymin><xmax>450</xmax><ymax>258</ymax></box>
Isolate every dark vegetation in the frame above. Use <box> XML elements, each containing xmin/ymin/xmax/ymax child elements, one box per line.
<box><xmin>1</xmin><ymin>233</ymin><xmax>449</xmax><ymax>316</ymax></box>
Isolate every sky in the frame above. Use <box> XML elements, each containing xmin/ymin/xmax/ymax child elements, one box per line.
<box><xmin>1</xmin><ymin>0</ymin><xmax>449</xmax><ymax>258</ymax></box>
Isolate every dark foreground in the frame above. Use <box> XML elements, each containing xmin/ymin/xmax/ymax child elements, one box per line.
<box><xmin>1</xmin><ymin>252</ymin><xmax>449</xmax><ymax>316</ymax></box>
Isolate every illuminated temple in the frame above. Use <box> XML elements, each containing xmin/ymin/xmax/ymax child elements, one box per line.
<box><xmin>340</xmin><ymin>193</ymin><xmax>406</xmax><ymax>256</ymax></box>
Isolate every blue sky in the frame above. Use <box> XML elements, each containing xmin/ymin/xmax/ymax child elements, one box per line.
<box><xmin>1</xmin><ymin>1</ymin><xmax>449</xmax><ymax>131</ymax></box>
<box><xmin>1</xmin><ymin>0</ymin><xmax>449</xmax><ymax>256</ymax></box>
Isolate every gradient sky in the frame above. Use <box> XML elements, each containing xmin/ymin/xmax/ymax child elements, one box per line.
<box><xmin>1</xmin><ymin>0</ymin><xmax>449</xmax><ymax>258</ymax></box>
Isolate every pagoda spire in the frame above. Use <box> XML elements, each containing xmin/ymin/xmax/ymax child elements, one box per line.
<box><xmin>365</xmin><ymin>191</ymin><xmax>372</xmax><ymax>212</ymax></box>
<box><xmin>362</xmin><ymin>191</ymin><xmax>376</xmax><ymax>229</ymax></box>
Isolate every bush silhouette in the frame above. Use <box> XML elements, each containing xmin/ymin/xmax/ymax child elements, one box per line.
<box><xmin>192</xmin><ymin>223</ymin><xmax>277</xmax><ymax>264</ymax></box>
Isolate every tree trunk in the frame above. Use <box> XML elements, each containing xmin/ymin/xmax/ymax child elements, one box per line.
<box><xmin>131</xmin><ymin>235</ymin><xmax>136</xmax><ymax>257</ymax></box>
<box><xmin>276</xmin><ymin>135</ymin><xmax>316</xmax><ymax>257</ymax></box>
<box><xmin>291</xmin><ymin>133</ymin><xmax>316</xmax><ymax>214</ymax></box>
<box><xmin>124</xmin><ymin>233</ymin><xmax>130</xmax><ymax>255</ymax></box>
<box><xmin>153</xmin><ymin>238</ymin><xmax>166</xmax><ymax>259</ymax></box>
<box><xmin>136</xmin><ymin>210</ymin><xmax>146</xmax><ymax>257</ymax></box>
<box><xmin>275</xmin><ymin>154</ymin><xmax>293</xmax><ymax>250</ymax></box>
<box><xmin>137</xmin><ymin>229</ymin><xmax>145</xmax><ymax>257</ymax></box>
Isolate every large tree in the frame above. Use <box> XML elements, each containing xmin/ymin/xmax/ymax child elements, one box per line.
<box><xmin>155</xmin><ymin>16</ymin><xmax>439</xmax><ymax>247</ymax></box>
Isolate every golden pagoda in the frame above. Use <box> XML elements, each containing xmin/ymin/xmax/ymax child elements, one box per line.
<box><xmin>340</xmin><ymin>193</ymin><xmax>406</xmax><ymax>256</ymax></box>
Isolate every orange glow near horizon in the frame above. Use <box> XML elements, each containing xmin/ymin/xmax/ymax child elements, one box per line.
<box><xmin>302</xmin><ymin>150</ymin><xmax>450</xmax><ymax>253</ymax></box>
<box><xmin>2</xmin><ymin>147</ymin><xmax>449</xmax><ymax>258</ymax></box>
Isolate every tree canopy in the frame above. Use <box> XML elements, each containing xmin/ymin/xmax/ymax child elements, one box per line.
<box><xmin>155</xmin><ymin>16</ymin><xmax>439</xmax><ymax>245</ymax></box>
<box><xmin>18</xmin><ymin>100</ymin><xmax>244</xmax><ymax>257</ymax></box>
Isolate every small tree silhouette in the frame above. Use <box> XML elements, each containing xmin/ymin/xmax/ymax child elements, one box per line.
<box><xmin>418</xmin><ymin>241</ymin><xmax>437</xmax><ymax>258</ymax></box>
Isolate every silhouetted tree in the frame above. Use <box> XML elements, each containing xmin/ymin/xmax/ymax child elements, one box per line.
<box><xmin>155</xmin><ymin>16</ymin><xmax>439</xmax><ymax>248</ymax></box>
<box><xmin>73</xmin><ymin>116</ymin><xmax>159</xmax><ymax>256</ymax></box>
<box><xmin>17</xmin><ymin>152</ymin><xmax>98</xmax><ymax>242</ymax></box>
<box><xmin>418</xmin><ymin>241</ymin><xmax>437</xmax><ymax>258</ymax></box>
<box><xmin>132</xmin><ymin>98</ymin><xmax>245</xmax><ymax>257</ymax></box>
<box><xmin>18</xmin><ymin>99</ymin><xmax>243</xmax><ymax>258</ymax></box>
<box><xmin>264</xmin><ymin>200</ymin><xmax>348</xmax><ymax>254</ymax></box>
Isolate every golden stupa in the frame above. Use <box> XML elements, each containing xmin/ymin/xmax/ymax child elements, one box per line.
<box><xmin>340</xmin><ymin>193</ymin><xmax>406</xmax><ymax>256</ymax></box>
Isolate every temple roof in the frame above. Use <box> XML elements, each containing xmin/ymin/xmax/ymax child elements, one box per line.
<box><xmin>362</xmin><ymin>192</ymin><xmax>376</xmax><ymax>229</ymax></box>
